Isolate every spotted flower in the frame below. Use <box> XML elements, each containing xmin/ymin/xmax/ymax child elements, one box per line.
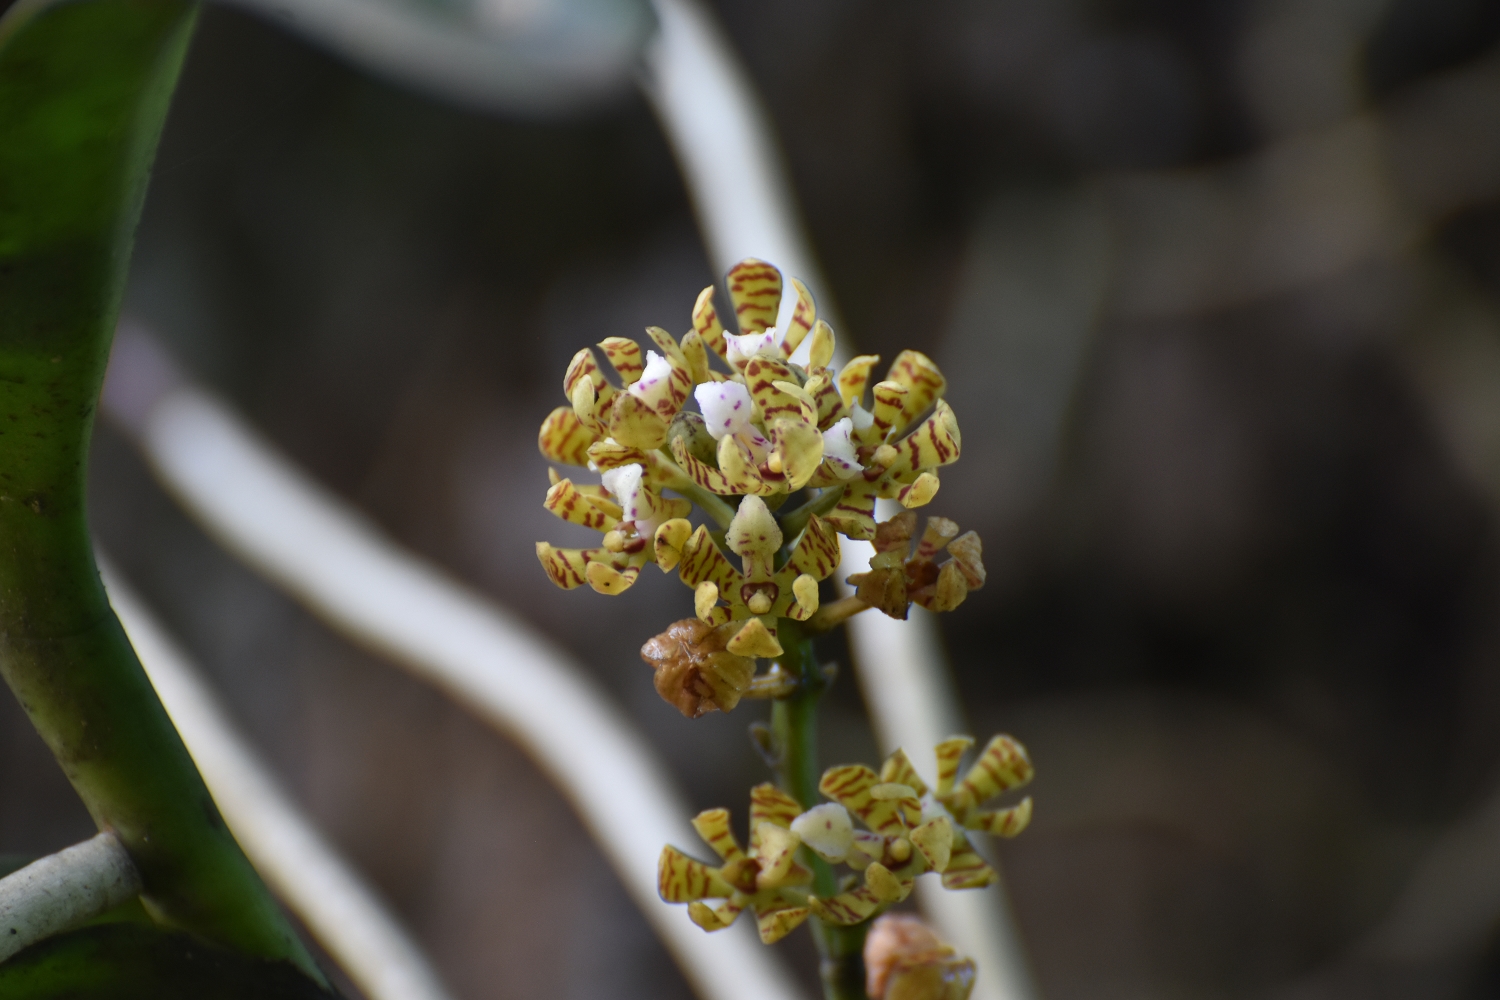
<box><xmin>660</xmin><ymin>734</ymin><xmax>1033</xmax><ymax>940</ymax></box>
<box><xmin>657</xmin><ymin>784</ymin><xmax>814</xmax><ymax>944</ymax></box>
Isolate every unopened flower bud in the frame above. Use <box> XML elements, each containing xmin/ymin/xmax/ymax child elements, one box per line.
<box><xmin>864</xmin><ymin>914</ymin><xmax>975</xmax><ymax>1000</ymax></box>
<box><xmin>641</xmin><ymin>619</ymin><xmax>755</xmax><ymax>718</ymax></box>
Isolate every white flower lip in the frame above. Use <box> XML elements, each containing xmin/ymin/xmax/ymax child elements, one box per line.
<box><xmin>600</xmin><ymin>463</ymin><xmax>646</xmax><ymax>523</ymax></box>
<box><xmin>821</xmin><ymin>417</ymin><xmax>863</xmax><ymax>479</ymax></box>
<box><xmin>790</xmin><ymin>802</ymin><xmax>854</xmax><ymax>862</ymax></box>
<box><xmin>694</xmin><ymin>381</ymin><xmax>755</xmax><ymax>440</ymax></box>
<box><xmin>628</xmin><ymin>350</ymin><xmax>674</xmax><ymax>402</ymax></box>
<box><xmin>724</xmin><ymin>325</ymin><xmax>783</xmax><ymax>366</ymax></box>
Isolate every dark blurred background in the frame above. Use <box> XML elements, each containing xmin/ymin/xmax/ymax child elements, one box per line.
<box><xmin>7</xmin><ymin>0</ymin><xmax>1500</xmax><ymax>997</ymax></box>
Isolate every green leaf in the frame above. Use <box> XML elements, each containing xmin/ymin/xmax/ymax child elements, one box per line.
<box><xmin>0</xmin><ymin>924</ymin><xmax>337</xmax><ymax>999</ymax></box>
<box><xmin>0</xmin><ymin>0</ymin><xmax>321</xmax><ymax>980</ymax></box>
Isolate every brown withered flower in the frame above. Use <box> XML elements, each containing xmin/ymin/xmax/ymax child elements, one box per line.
<box><xmin>846</xmin><ymin>512</ymin><xmax>985</xmax><ymax>620</ymax></box>
<box><xmin>864</xmin><ymin>913</ymin><xmax>976</xmax><ymax>1000</ymax></box>
<box><xmin>641</xmin><ymin>618</ymin><xmax>755</xmax><ymax>718</ymax></box>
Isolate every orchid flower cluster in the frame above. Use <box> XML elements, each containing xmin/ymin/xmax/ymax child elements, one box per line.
<box><xmin>658</xmin><ymin>735</ymin><xmax>1033</xmax><ymax>944</ymax></box>
<box><xmin>536</xmin><ymin>258</ymin><xmax>983</xmax><ymax>716</ymax></box>
<box><xmin>534</xmin><ymin>260</ymin><xmax>1032</xmax><ymax>995</ymax></box>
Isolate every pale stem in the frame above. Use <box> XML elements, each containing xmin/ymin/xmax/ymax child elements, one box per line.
<box><xmin>0</xmin><ymin>832</ymin><xmax>141</xmax><ymax>964</ymax></box>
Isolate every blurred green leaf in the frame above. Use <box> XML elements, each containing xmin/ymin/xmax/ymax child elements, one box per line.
<box><xmin>0</xmin><ymin>0</ymin><xmax>322</xmax><ymax>980</ymax></box>
<box><xmin>0</xmin><ymin>924</ymin><xmax>336</xmax><ymax>999</ymax></box>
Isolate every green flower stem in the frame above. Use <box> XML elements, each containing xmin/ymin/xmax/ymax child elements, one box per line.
<box><xmin>771</xmin><ymin>619</ymin><xmax>869</xmax><ymax>1000</ymax></box>
<box><xmin>0</xmin><ymin>0</ymin><xmax>322</xmax><ymax>980</ymax></box>
<box><xmin>778</xmin><ymin>485</ymin><xmax>846</xmax><ymax>541</ymax></box>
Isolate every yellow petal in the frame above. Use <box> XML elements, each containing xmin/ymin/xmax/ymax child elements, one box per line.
<box><xmin>968</xmin><ymin>797</ymin><xmax>1033</xmax><ymax>839</ymax></box>
<box><xmin>695</xmin><ymin>581</ymin><xmax>720</xmax><ymax>621</ymax></box>
<box><xmin>750</xmin><ymin>783</ymin><xmax>803</xmax><ymax>837</ymax></box>
<box><xmin>754</xmin><ymin>822</ymin><xmax>800</xmax><ymax>888</ymax></box>
<box><xmin>894</xmin><ymin>400</ymin><xmax>961</xmax><ymax>471</ymax></box>
<box><xmin>644</xmin><ymin>325</ymin><xmax>687</xmax><ymax>367</ymax></box>
<box><xmin>743</xmin><ymin>356</ymin><xmax>805</xmax><ymax>424</ymax></box>
<box><xmin>792</xmin><ymin>574</ymin><xmax>820</xmax><ymax>616</ymax></box>
<box><xmin>819</xmin><ymin>764</ymin><xmax>907</xmax><ymax>836</ymax></box>
<box><xmin>678</xmin><ymin>525</ymin><xmax>743</xmax><ymax>593</ymax></box>
<box><xmin>806</xmin><ymin>319</ymin><xmax>835</xmax><ymax>371</ymax></box>
<box><xmin>727</xmin><ymin>258</ymin><xmax>782</xmax><ymax>335</ymax></box>
<box><xmin>681</xmin><ymin>330</ymin><xmax>711</xmax><ymax>384</ymax></box>
<box><xmin>933</xmin><ymin>737</ymin><xmax>974</xmax><ymax>797</ymax></box>
<box><xmin>920</xmin><ymin>560</ymin><xmax>968</xmax><ymax>612</ymax></box>
<box><xmin>654</xmin><ymin>518</ymin><xmax>693</xmax><ymax>571</ymax></box>
<box><xmin>772</xmin><ymin>417</ymin><xmax>825</xmax><ymax>491</ymax></box>
<box><xmin>782</xmin><ymin>278</ymin><xmax>817</xmax><ymax>355</ymax></box>
<box><xmin>824</xmin><ymin>484</ymin><xmax>877</xmax><ymax>540</ymax></box>
<box><xmin>808</xmin><ymin>885</ymin><xmax>883</xmax><ymax>926</ymax></box>
<box><xmin>897</xmin><ymin>472</ymin><xmax>941</xmax><ymax>509</ymax></box>
<box><xmin>570</xmin><ymin>377</ymin><xmax>599</xmax><ymax>432</ymax></box>
<box><xmin>538</xmin><ymin>406</ymin><xmax>598</xmax><ymax>467</ymax></box>
<box><xmin>837</xmin><ymin>354</ymin><xmax>880</xmax><ymax>408</ymax></box>
<box><xmin>786</xmin><ymin>515</ymin><xmax>841</xmax><ymax>582</ymax></box>
<box><xmin>671</xmin><ymin>436</ymin><xmax>735</xmax><ymax>496</ymax></box>
<box><xmin>946</xmin><ymin>531</ymin><xmax>986</xmax><ymax>589</ymax></box>
<box><xmin>754</xmin><ymin>904</ymin><xmax>810</xmax><ymax>944</ymax></box>
<box><xmin>609</xmin><ymin>393</ymin><xmax>670</xmax><ymax>451</ymax></box>
<box><xmin>688</xmin><ymin>899</ymin><xmax>743</xmax><ymax>931</ymax></box>
<box><xmin>804</xmin><ymin>371</ymin><xmax>844</xmax><ymax>428</ymax></box>
<box><xmin>870</xmin><ymin>783</ymin><xmax>923</xmax><ymax>826</ymax></box>
<box><xmin>691</xmin><ymin>808</ymin><xmax>746</xmax><ymax>863</ymax></box>
<box><xmin>864</xmin><ymin>862</ymin><xmax>909</xmax><ymax>903</ymax></box>
<box><xmin>726</xmin><ymin>618</ymin><xmax>783</xmax><ymax>658</ymax></box>
<box><xmin>544</xmin><ymin>479</ymin><xmax>618</xmax><ymax>532</ymax></box>
<box><xmin>586</xmin><ymin>559</ymin><xmax>640</xmax><ymax>595</ymax></box>
<box><xmin>870</xmin><ymin>380</ymin><xmax>910</xmax><ymax>442</ymax></box>
<box><xmin>586</xmin><ymin>438</ymin><xmax>651</xmax><ymax>472</ymax></box>
<box><xmin>910</xmin><ymin>816</ymin><xmax>953</xmax><ymax>873</ymax></box>
<box><xmin>658</xmin><ymin>845</ymin><xmax>733</xmax><ymax>902</ymax></box>
<box><xmin>598</xmin><ymin>336</ymin><xmax>644</xmax><ymax>384</ymax></box>
<box><xmin>886</xmin><ymin>350</ymin><xmax>947</xmax><ymax>429</ymax></box>
<box><xmin>944</xmin><ymin>735</ymin><xmax>1034</xmax><ymax>820</ymax></box>
<box><xmin>940</xmin><ymin>837</ymin><xmax>998</xmax><ymax>890</ymax></box>
<box><xmin>717</xmin><ymin>434</ymin><xmax>775</xmax><ymax>495</ymax></box>
<box><xmin>693</xmin><ymin>285</ymin><xmax>729</xmax><ymax>361</ymax></box>
<box><xmin>879</xmin><ymin>748</ymin><xmax>929</xmax><ymax>798</ymax></box>
<box><xmin>536</xmin><ymin>543</ymin><xmax>625</xmax><ymax>591</ymax></box>
<box><xmin>563</xmin><ymin>347</ymin><xmax>616</xmax><ymax>416</ymax></box>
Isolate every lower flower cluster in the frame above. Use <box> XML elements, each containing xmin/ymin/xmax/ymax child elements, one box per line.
<box><xmin>657</xmin><ymin>735</ymin><xmax>1034</xmax><ymax>944</ymax></box>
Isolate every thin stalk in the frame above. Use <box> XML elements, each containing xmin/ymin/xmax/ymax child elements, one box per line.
<box><xmin>770</xmin><ymin>620</ymin><xmax>869</xmax><ymax>1000</ymax></box>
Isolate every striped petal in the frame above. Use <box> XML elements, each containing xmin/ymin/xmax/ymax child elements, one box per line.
<box><xmin>538</xmin><ymin>406</ymin><xmax>597</xmax><ymax>466</ymax></box>
<box><xmin>934</xmin><ymin>737</ymin><xmax>975</xmax><ymax>797</ymax></box>
<box><xmin>879</xmin><ymin>748</ymin><xmax>929</xmax><ymax>798</ymax></box>
<box><xmin>599</xmin><ymin>336</ymin><xmax>644</xmax><ymax>384</ymax></box>
<box><xmin>692</xmin><ymin>808</ymin><xmax>746</xmax><ymax>863</ymax></box>
<box><xmin>968</xmin><ymin>797</ymin><xmax>1033</xmax><ymax>839</ymax></box>
<box><xmin>727</xmin><ymin>258</ymin><xmax>782</xmax><ymax>335</ymax></box>
<box><xmin>692</xmin><ymin>285</ymin><xmax>730</xmax><ymax>361</ymax></box>
<box><xmin>658</xmin><ymin>845</ymin><xmax>733</xmax><ymax>902</ymax></box>
<box><xmin>543</xmin><ymin>479</ymin><xmax>618</xmax><ymax>532</ymax></box>
<box><xmin>677</xmin><ymin>525</ymin><xmax>743</xmax><ymax>593</ymax></box>
<box><xmin>787</xmin><ymin>514</ymin><xmax>841</xmax><ymax>580</ymax></box>
<box><xmin>886</xmin><ymin>350</ymin><xmax>947</xmax><ymax>430</ymax></box>
<box><xmin>535</xmin><ymin>544</ymin><xmax>629</xmax><ymax>591</ymax></box>
<box><xmin>940</xmin><ymin>837</ymin><xmax>997</xmax><ymax>890</ymax></box>
<box><xmin>819</xmin><ymin>765</ymin><xmax>907</xmax><ymax>836</ymax></box>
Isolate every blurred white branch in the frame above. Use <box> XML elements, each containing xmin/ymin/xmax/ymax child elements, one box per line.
<box><xmin>640</xmin><ymin>5</ymin><xmax>1038</xmax><ymax>999</ymax></box>
<box><xmin>0</xmin><ymin>832</ymin><xmax>140</xmax><ymax>963</ymax></box>
<box><xmin>98</xmin><ymin>558</ymin><xmax>457</xmax><ymax>1000</ymax></box>
<box><xmin>213</xmin><ymin>0</ymin><xmax>653</xmax><ymax>117</ymax></box>
<box><xmin>101</xmin><ymin>327</ymin><xmax>807</xmax><ymax>1000</ymax></box>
